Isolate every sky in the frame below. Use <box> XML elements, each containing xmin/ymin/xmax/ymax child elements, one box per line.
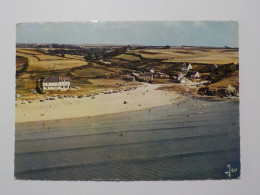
<box><xmin>16</xmin><ymin>21</ymin><xmax>239</xmax><ymax>47</ymax></box>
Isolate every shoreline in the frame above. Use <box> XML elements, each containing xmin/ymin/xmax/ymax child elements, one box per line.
<box><xmin>15</xmin><ymin>102</ymin><xmax>180</xmax><ymax>127</ymax></box>
<box><xmin>15</xmin><ymin>94</ymin><xmax>239</xmax><ymax>130</ymax></box>
<box><xmin>157</xmin><ymin>84</ymin><xmax>239</xmax><ymax>102</ymax></box>
<box><xmin>15</xmin><ymin>83</ymin><xmax>185</xmax><ymax>124</ymax></box>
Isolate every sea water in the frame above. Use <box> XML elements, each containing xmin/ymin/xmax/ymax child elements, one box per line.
<box><xmin>15</xmin><ymin>97</ymin><xmax>240</xmax><ymax>180</ymax></box>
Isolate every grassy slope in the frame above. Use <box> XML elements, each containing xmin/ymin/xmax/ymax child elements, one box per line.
<box><xmin>209</xmin><ymin>70</ymin><xmax>239</xmax><ymax>89</ymax></box>
<box><xmin>114</xmin><ymin>54</ymin><xmax>140</xmax><ymax>61</ymax></box>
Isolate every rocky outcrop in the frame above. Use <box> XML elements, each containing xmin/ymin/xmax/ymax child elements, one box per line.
<box><xmin>198</xmin><ymin>85</ymin><xmax>238</xmax><ymax>97</ymax></box>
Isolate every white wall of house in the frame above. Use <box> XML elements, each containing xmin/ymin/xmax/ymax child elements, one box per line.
<box><xmin>188</xmin><ymin>64</ymin><xmax>192</xmax><ymax>70</ymax></box>
<box><xmin>43</xmin><ymin>81</ymin><xmax>70</xmax><ymax>90</ymax></box>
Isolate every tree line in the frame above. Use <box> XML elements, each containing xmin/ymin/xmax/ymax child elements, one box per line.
<box><xmin>46</xmin><ymin>46</ymin><xmax>128</xmax><ymax>61</ymax></box>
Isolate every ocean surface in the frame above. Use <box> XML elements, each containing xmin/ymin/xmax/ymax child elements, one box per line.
<box><xmin>15</xmin><ymin>97</ymin><xmax>240</xmax><ymax>180</ymax></box>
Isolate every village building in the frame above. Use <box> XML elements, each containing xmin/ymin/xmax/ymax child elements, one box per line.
<box><xmin>42</xmin><ymin>76</ymin><xmax>71</xmax><ymax>90</ymax></box>
<box><xmin>172</xmin><ymin>72</ymin><xmax>184</xmax><ymax>83</ymax></box>
<box><xmin>143</xmin><ymin>72</ymin><xmax>154</xmax><ymax>82</ymax></box>
<box><xmin>191</xmin><ymin>72</ymin><xmax>200</xmax><ymax>79</ymax></box>
<box><xmin>181</xmin><ymin>63</ymin><xmax>193</xmax><ymax>73</ymax></box>
<box><xmin>132</xmin><ymin>71</ymin><xmax>153</xmax><ymax>82</ymax></box>
<box><xmin>181</xmin><ymin>63</ymin><xmax>189</xmax><ymax>73</ymax></box>
<box><xmin>122</xmin><ymin>74</ymin><xmax>136</xmax><ymax>82</ymax></box>
<box><xmin>187</xmin><ymin>63</ymin><xmax>192</xmax><ymax>71</ymax></box>
<box><xmin>154</xmin><ymin>72</ymin><xmax>170</xmax><ymax>78</ymax></box>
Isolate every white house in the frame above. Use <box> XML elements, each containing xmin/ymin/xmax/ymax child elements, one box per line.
<box><xmin>187</xmin><ymin>63</ymin><xmax>192</xmax><ymax>71</ymax></box>
<box><xmin>191</xmin><ymin>72</ymin><xmax>200</xmax><ymax>79</ymax></box>
<box><xmin>42</xmin><ymin>76</ymin><xmax>71</xmax><ymax>90</ymax></box>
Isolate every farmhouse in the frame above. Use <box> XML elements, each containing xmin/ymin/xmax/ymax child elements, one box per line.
<box><xmin>42</xmin><ymin>76</ymin><xmax>71</xmax><ymax>90</ymax></box>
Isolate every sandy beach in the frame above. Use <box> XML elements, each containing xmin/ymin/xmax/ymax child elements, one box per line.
<box><xmin>15</xmin><ymin>84</ymin><xmax>185</xmax><ymax>123</ymax></box>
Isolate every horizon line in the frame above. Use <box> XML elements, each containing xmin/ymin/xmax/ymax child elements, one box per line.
<box><xmin>16</xmin><ymin>43</ymin><xmax>239</xmax><ymax>48</ymax></box>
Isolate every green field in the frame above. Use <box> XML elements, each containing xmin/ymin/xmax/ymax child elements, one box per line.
<box><xmin>73</xmin><ymin>67</ymin><xmax>112</xmax><ymax>78</ymax></box>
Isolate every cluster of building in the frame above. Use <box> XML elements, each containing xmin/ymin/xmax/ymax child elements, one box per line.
<box><xmin>172</xmin><ymin>63</ymin><xmax>200</xmax><ymax>83</ymax></box>
<box><xmin>121</xmin><ymin>63</ymin><xmax>202</xmax><ymax>84</ymax></box>
<box><xmin>123</xmin><ymin>71</ymin><xmax>154</xmax><ymax>82</ymax></box>
<box><xmin>122</xmin><ymin>68</ymin><xmax>170</xmax><ymax>83</ymax></box>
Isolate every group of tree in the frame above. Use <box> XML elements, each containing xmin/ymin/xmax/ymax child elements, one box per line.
<box><xmin>46</xmin><ymin>46</ymin><xmax>128</xmax><ymax>61</ymax></box>
<box><xmin>83</xmin><ymin>47</ymin><xmax>127</xmax><ymax>61</ymax></box>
